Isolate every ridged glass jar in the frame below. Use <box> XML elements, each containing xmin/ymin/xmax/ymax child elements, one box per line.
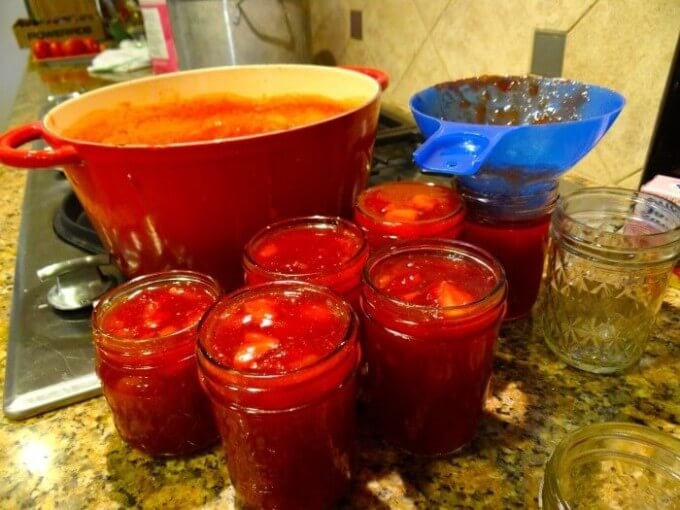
<box><xmin>541</xmin><ymin>187</ymin><xmax>680</xmax><ymax>373</ymax></box>
<box><xmin>540</xmin><ymin>422</ymin><xmax>680</xmax><ymax>509</ymax></box>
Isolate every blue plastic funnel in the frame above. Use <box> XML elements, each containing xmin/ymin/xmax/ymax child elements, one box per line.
<box><xmin>409</xmin><ymin>75</ymin><xmax>625</xmax><ymax>195</ymax></box>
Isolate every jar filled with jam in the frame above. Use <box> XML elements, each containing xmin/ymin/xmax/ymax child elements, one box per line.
<box><xmin>458</xmin><ymin>183</ymin><xmax>558</xmax><ymax>321</ymax></box>
<box><xmin>242</xmin><ymin>216</ymin><xmax>368</xmax><ymax>306</ymax></box>
<box><xmin>91</xmin><ymin>270</ymin><xmax>221</xmax><ymax>456</ymax></box>
<box><xmin>197</xmin><ymin>281</ymin><xmax>361</xmax><ymax>510</ymax></box>
<box><xmin>353</xmin><ymin>181</ymin><xmax>466</xmax><ymax>250</ymax></box>
<box><xmin>360</xmin><ymin>240</ymin><xmax>507</xmax><ymax>455</ymax></box>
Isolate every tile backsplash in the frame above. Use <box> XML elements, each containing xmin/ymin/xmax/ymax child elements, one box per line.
<box><xmin>311</xmin><ymin>0</ymin><xmax>679</xmax><ymax>187</ymax></box>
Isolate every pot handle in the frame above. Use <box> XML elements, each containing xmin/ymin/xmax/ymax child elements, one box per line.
<box><xmin>339</xmin><ymin>65</ymin><xmax>390</xmax><ymax>91</ymax></box>
<box><xmin>0</xmin><ymin>122</ymin><xmax>80</xmax><ymax>169</ymax></box>
<box><xmin>413</xmin><ymin>124</ymin><xmax>510</xmax><ymax>176</ymax></box>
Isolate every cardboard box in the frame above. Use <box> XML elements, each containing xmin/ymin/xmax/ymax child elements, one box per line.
<box><xmin>24</xmin><ymin>0</ymin><xmax>99</xmax><ymax>21</ymax></box>
<box><xmin>13</xmin><ymin>15</ymin><xmax>106</xmax><ymax>48</ymax></box>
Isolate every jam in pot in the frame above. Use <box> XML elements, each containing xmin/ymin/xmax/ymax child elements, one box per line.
<box><xmin>243</xmin><ymin>216</ymin><xmax>368</xmax><ymax>306</ymax></box>
<box><xmin>353</xmin><ymin>181</ymin><xmax>465</xmax><ymax>250</ymax></box>
<box><xmin>360</xmin><ymin>240</ymin><xmax>507</xmax><ymax>455</ymax></box>
<box><xmin>91</xmin><ymin>271</ymin><xmax>221</xmax><ymax>456</ymax></box>
<box><xmin>197</xmin><ymin>281</ymin><xmax>361</xmax><ymax>510</ymax></box>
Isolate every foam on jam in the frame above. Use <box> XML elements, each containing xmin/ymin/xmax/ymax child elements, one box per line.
<box><xmin>250</xmin><ymin>223</ymin><xmax>363</xmax><ymax>274</ymax></box>
<box><xmin>202</xmin><ymin>288</ymin><xmax>349</xmax><ymax>374</ymax></box>
<box><xmin>101</xmin><ymin>282</ymin><xmax>216</xmax><ymax>339</ymax></box>
<box><xmin>358</xmin><ymin>182</ymin><xmax>462</xmax><ymax>223</ymax></box>
<box><xmin>371</xmin><ymin>252</ymin><xmax>496</xmax><ymax>307</ymax></box>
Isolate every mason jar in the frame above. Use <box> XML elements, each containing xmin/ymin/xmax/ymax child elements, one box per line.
<box><xmin>242</xmin><ymin>216</ymin><xmax>368</xmax><ymax>306</ymax></box>
<box><xmin>360</xmin><ymin>239</ymin><xmax>507</xmax><ymax>455</ymax></box>
<box><xmin>540</xmin><ymin>422</ymin><xmax>680</xmax><ymax>509</ymax></box>
<box><xmin>541</xmin><ymin>187</ymin><xmax>680</xmax><ymax>374</ymax></box>
<box><xmin>353</xmin><ymin>180</ymin><xmax>466</xmax><ymax>250</ymax></box>
<box><xmin>197</xmin><ymin>281</ymin><xmax>361</xmax><ymax>510</ymax></box>
<box><xmin>458</xmin><ymin>182</ymin><xmax>558</xmax><ymax>321</ymax></box>
<box><xmin>92</xmin><ymin>270</ymin><xmax>221</xmax><ymax>456</ymax></box>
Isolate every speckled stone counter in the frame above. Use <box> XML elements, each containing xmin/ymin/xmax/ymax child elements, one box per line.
<box><xmin>0</xmin><ymin>64</ymin><xmax>678</xmax><ymax>509</ymax></box>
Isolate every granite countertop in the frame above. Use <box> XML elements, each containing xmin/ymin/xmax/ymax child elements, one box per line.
<box><xmin>0</xmin><ymin>64</ymin><xmax>678</xmax><ymax>509</ymax></box>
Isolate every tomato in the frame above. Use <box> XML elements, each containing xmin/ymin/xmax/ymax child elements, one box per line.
<box><xmin>81</xmin><ymin>37</ymin><xmax>101</xmax><ymax>54</ymax></box>
<box><xmin>31</xmin><ymin>39</ymin><xmax>51</xmax><ymax>60</ymax></box>
<box><xmin>49</xmin><ymin>40</ymin><xmax>64</xmax><ymax>58</ymax></box>
<box><xmin>61</xmin><ymin>37</ymin><xmax>88</xmax><ymax>57</ymax></box>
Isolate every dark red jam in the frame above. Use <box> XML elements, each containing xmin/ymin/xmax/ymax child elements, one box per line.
<box><xmin>360</xmin><ymin>241</ymin><xmax>506</xmax><ymax>455</ymax></box>
<box><xmin>198</xmin><ymin>282</ymin><xmax>360</xmax><ymax>509</ymax></box>
<box><xmin>92</xmin><ymin>271</ymin><xmax>220</xmax><ymax>456</ymax></box>
<box><xmin>462</xmin><ymin>213</ymin><xmax>551</xmax><ymax>320</ymax></box>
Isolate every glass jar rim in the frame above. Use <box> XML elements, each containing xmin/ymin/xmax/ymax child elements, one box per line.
<box><xmin>197</xmin><ymin>280</ymin><xmax>358</xmax><ymax>380</ymax></box>
<box><xmin>92</xmin><ymin>270</ymin><xmax>222</xmax><ymax>350</ymax></box>
<box><xmin>554</xmin><ymin>187</ymin><xmax>680</xmax><ymax>252</ymax></box>
<box><xmin>242</xmin><ymin>215</ymin><xmax>369</xmax><ymax>279</ymax></box>
<box><xmin>355</xmin><ymin>181</ymin><xmax>466</xmax><ymax>226</ymax></box>
<box><xmin>542</xmin><ymin>422</ymin><xmax>680</xmax><ymax>508</ymax></box>
<box><xmin>362</xmin><ymin>239</ymin><xmax>507</xmax><ymax>314</ymax></box>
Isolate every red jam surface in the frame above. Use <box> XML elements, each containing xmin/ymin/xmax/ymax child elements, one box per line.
<box><xmin>100</xmin><ymin>282</ymin><xmax>216</xmax><ymax>339</ymax></box>
<box><xmin>361</xmin><ymin>246</ymin><xmax>505</xmax><ymax>455</ymax></box>
<box><xmin>354</xmin><ymin>181</ymin><xmax>465</xmax><ymax>249</ymax></box>
<box><xmin>198</xmin><ymin>284</ymin><xmax>359</xmax><ymax>509</ymax></box>
<box><xmin>244</xmin><ymin>218</ymin><xmax>368</xmax><ymax>302</ymax></box>
<box><xmin>461</xmin><ymin>214</ymin><xmax>550</xmax><ymax>320</ymax></box>
<box><xmin>202</xmin><ymin>289</ymin><xmax>349</xmax><ymax>374</ymax></box>
<box><xmin>93</xmin><ymin>276</ymin><xmax>219</xmax><ymax>456</ymax></box>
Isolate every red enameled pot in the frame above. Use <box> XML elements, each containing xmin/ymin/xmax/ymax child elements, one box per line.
<box><xmin>0</xmin><ymin>65</ymin><xmax>382</xmax><ymax>289</ymax></box>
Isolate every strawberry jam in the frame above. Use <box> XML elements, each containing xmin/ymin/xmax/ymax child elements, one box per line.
<box><xmin>360</xmin><ymin>240</ymin><xmax>506</xmax><ymax>455</ymax></box>
<box><xmin>197</xmin><ymin>281</ymin><xmax>360</xmax><ymax>510</ymax></box>
<box><xmin>243</xmin><ymin>216</ymin><xmax>368</xmax><ymax>305</ymax></box>
<box><xmin>458</xmin><ymin>184</ymin><xmax>558</xmax><ymax>320</ymax></box>
<box><xmin>353</xmin><ymin>181</ymin><xmax>465</xmax><ymax>250</ymax></box>
<box><xmin>92</xmin><ymin>271</ymin><xmax>221</xmax><ymax>456</ymax></box>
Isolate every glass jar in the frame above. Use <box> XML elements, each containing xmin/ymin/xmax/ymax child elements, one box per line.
<box><xmin>353</xmin><ymin>181</ymin><xmax>466</xmax><ymax>250</ymax></box>
<box><xmin>540</xmin><ymin>422</ymin><xmax>680</xmax><ymax>509</ymax></box>
<box><xmin>197</xmin><ymin>281</ymin><xmax>361</xmax><ymax>510</ymax></box>
<box><xmin>541</xmin><ymin>187</ymin><xmax>680</xmax><ymax>374</ymax></box>
<box><xmin>91</xmin><ymin>270</ymin><xmax>221</xmax><ymax>456</ymax></box>
<box><xmin>360</xmin><ymin>239</ymin><xmax>507</xmax><ymax>455</ymax></box>
<box><xmin>242</xmin><ymin>216</ymin><xmax>368</xmax><ymax>306</ymax></box>
<box><xmin>458</xmin><ymin>182</ymin><xmax>558</xmax><ymax>321</ymax></box>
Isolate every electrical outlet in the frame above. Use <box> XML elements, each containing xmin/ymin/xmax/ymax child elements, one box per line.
<box><xmin>350</xmin><ymin>10</ymin><xmax>362</xmax><ymax>40</ymax></box>
<box><xmin>531</xmin><ymin>30</ymin><xmax>566</xmax><ymax>77</ymax></box>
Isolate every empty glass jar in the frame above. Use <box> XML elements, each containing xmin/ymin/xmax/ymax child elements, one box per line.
<box><xmin>541</xmin><ymin>187</ymin><xmax>680</xmax><ymax>373</ymax></box>
<box><xmin>540</xmin><ymin>422</ymin><xmax>680</xmax><ymax>509</ymax></box>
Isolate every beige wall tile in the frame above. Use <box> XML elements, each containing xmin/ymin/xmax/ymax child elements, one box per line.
<box><xmin>564</xmin><ymin>0</ymin><xmax>679</xmax><ymax>184</ymax></box>
<box><xmin>388</xmin><ymin>36</ymin><xmax>450</xmax><ymax>106</ymax></box>
<box><xmin>413</xmin><ymin>0</ymin><xmax>451</xmax><ymax>30</ymax></box>
<box><xmin>529</xmin><ymin>0</ymin><xmax>598</xmax><ymax>30</ymax></box>
<box><xmin>310</xmin><ymin>0</ymin><xmax>349</xmax><ymax>63</ymax></box>
<box><xmin>431</xmin><ymin>0</ymin><xmax>537</xmax><ymax>79</ymax></box>
<box><xmin>361</xmin><ymin>0</ymin><xmax>429</xmax><ymax>92</ymax></box>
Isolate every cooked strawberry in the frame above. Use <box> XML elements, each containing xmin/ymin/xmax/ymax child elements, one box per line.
<box><xmin>409</xmin><ymin>193</ymin><xmax>440</xmax><ymax>211</ymax></box>
<box><xmin>434</xmin><ymin>281</ymin><xmax>475</xmax><ymax>307</ymax></box>
<box><xmin>233</xmin><ymin>332</ymin><xmax>280</xmax><ymax>369</ymax></box>
<box><xmin>383</xmin><ymin>207</ymin><xmax>421</xmax><ymax>222</ymax></box>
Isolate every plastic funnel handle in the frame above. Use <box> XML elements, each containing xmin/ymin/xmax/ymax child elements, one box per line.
<box><xmin>0</xmin><ymin>122</ymin><xmax>80</xmax><ymax>169</ymax></box>
<box><xmin>414</xmin><ymin>126</ymin><xmax>507</xmax><ymax>176</ymax></box>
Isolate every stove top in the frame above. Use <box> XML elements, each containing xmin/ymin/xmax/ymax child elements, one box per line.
<box><xmin>3</xmin><ymin>103</ymin><xmax>440</xmax><ymax>420</ymax></box>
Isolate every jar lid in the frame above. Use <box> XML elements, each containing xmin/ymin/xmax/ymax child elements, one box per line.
<box><xmin>540</xmin><ymin>422</ymin><xmax>680</xmax><ymax>509</ymax></box>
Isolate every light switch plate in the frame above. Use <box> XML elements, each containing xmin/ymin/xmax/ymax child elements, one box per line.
<box><xmin>350</xmin><ymin>10</ymin><xmax>363</xmax><ymax>40</ymax></box>
<box><xmin>531</xmin><ymin>30</ymin><xmax>566</xmax><ymax>77</ymax></box>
